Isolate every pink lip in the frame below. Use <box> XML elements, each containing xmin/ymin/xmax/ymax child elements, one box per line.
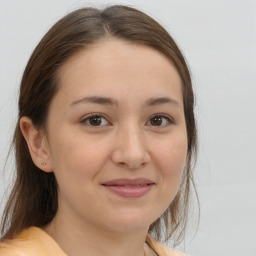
<box><xmin>102</xmin><ymin>178</ymin><xmax>155</xmax><ymax>198</ymax></box>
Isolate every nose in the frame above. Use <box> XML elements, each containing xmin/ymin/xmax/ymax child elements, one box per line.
<box><xmin>111</xmin><ymin>125</ymin><xmax>151</xmax><ymax>169</ymax></box>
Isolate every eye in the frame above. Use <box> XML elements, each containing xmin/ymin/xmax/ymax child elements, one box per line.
<box><xmin>80</xmin><ymin>114</ymin><xmax>110</xmax><ymax>127</ymax></box>
<box><xmin>147</xmin><ymin>115</ymin><xmax>174</xmax><ymax>127</ymax></box>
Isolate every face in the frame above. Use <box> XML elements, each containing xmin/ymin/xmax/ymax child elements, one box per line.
<box><xmin>44</xmin><ymin>39</ymin><xmax>187</xmax><ymax>233</ymax></box>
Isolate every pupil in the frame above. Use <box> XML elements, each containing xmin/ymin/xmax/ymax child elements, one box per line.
<box><xmin>151</xmin><ymin>117</ymin><xmax>162</xmax><ymax>126</ymax></box>
<box><xmin>90</xmin><ymin>116</ymin><xmax>101</xmax><ymax>126</ymax></box>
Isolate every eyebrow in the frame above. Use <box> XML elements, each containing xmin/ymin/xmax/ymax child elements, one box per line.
<box><xmin>71</xmin><ymin>96</ymin><xmax>119</xmax><ymax>106</ymax></box>
<box><xmin>71</xmin><ymin>96</ymin><xmax>180</xmax><ymax>107</ymax></box>
<box><xmin>145</xmin><ymin>97</ymin><xmax>180</xmax><ymax>107</ymax></box>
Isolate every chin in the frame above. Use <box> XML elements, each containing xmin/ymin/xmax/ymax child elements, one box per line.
<box><xmin>102</xmin><ymin>210</ymin><xmax>157</xmax><ymax>232</ymax></box>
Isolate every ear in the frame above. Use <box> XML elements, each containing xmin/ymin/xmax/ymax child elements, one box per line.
<box><xmin>20</xmin><ymin>116</ymin><xmax>53</xmax><ymax>173</ymax></box>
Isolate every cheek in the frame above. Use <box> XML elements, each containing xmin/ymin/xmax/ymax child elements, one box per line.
<box><xmin>155</xmin><ymin>135</ymin><xmax>187</xmax><ymax>187</ymax></box>
<box><xmin>48</xmin><ymin>131</ymin><xmax>109</xmax><ymax>179</ymax></box>
<box><xmin>147</xmin><ymin>134</ymin><xmax>187</xmax><ymax>220</ymax></box>
<box><xmin>49</xmin><ymin>136</ymin><xmax>112</xmax><ymax>205</ymax></box>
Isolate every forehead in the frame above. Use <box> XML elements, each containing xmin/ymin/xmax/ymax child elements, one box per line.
<box><xmin>54</xmin><ymin>39</ymin><xmax>183</xmax><ymax>105</ymax></box>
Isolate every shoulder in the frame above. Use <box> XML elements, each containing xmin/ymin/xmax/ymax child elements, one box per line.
<box><xmin>146</xmin><ymin>235</ymin><xmax>191</xmax><ymax>256</ymax></box>
<box><xmin>161</xmin><ymin>245</ymin><xmax>191</xmax><ymax>256</ymax></box>
<box><xmin>0</xmin><ymin>237</ymin><xmax>41</xmax><ymax>256</ymax></box>
<box><xmin>0</xmin><ymin>240</ymin><xmax>34</xmax><ymax>256</ymax></box>
<box><xmin>0</xmin><ymin>227</ymin><xmax>66</xmax><ymax>256</ymax></box>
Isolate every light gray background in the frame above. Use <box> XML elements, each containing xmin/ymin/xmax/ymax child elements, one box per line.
<box><xmin>0</xmin><ymin>0</ymin><xmax>255</xmax><ymax>255</ymax></box>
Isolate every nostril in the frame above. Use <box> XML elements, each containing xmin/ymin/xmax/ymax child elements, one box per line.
<box><xmin>117</xmin><ymin>160</ymin><xmax>148</xmax><ymax>169</ymax></box>
<box><xmin>111</xmin><ymin>147</ymin><xmax>151</xmax><ymax>169</ymax></box>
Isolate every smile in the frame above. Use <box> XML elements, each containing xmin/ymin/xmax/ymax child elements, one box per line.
<box><xmin>102</xmin><ymin>178</ymin><xmax>155</xmax><ymax>198</ymax></box>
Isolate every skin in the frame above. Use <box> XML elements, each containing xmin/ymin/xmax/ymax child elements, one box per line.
<box><xmin>20</xmin><ymin>39</ymin><xmax>188</xmax><ymax>256</ymax></box>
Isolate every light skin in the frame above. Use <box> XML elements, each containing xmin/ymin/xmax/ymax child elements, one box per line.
<box><xmin>20</xmin><ymin>39</ymin><xmax>188</xmax><ymax>256</ymax></box>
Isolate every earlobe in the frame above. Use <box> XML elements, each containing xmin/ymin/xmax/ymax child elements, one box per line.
<box><xmin>20</xmin><ymin>116</ymin><xmax>53</xmax><ymax>173</ymax></box>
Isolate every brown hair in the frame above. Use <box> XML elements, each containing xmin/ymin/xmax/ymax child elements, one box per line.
<box><xmin>0</xmin><ymin>5</ymin><xmax>197</xmax><ymax>244</ymax></box>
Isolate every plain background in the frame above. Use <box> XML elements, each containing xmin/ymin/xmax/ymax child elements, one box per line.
<box><xmin>0</xmin><ymin>0</ymin><xmax>255</xmax><ymax>255</ymax></box>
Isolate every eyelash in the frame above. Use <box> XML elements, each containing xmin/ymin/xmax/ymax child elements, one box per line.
<box><xmin>146</xmin><ymin>114</ymin><xmax>174</xmax><ymax>127</ymax></box>
<box><xmin>80</xmin><ymin>113</ymin><xmax>174</xmax><ymax>128</ymax></box>
<box><xmin>80</xmin><ymin>113</ymin><xmax>110</xmax><ymax>127</ymax></box>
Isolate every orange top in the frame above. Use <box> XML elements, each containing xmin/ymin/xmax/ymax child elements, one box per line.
<box><xmin>0</xmin><ymin>227</ymin><xmax>189</xmax><ymax>256</ymax></box>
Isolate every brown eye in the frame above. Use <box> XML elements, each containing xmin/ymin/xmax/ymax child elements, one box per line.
<box><xmin>89</xmin><ymin>116</ymin><xmax>102</xmax><ymax>126</ymax></box>
<box><xmin>150</xmin><ymin>116</ymin><xmax>163</xmax><ymax>126</ymax></box>
<box><xmin>81</xmin><ymin>114</ymin><xmax>109</xmax><ymax>127</ymax></box>
<box><xmin>147</xmin><ymin>115</ymin><xmax>173</xmax><ymax>127</ymax></box>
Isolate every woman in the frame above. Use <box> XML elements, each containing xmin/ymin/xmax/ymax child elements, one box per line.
<box><xmin>0</xmin><ymin>5</ymin><xmax>197</xmax><ymax>256</ymax></box>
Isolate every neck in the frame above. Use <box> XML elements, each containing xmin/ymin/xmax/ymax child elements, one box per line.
<box><xmin>43</xmin><ymin>212</ymin><xmax>153</xmax><ymax>256</ymax></box>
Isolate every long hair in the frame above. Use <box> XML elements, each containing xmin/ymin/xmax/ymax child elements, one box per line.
<box><xmin>1</xmin><ymin>5</ymin><xmax>197</xmax><ymax>244</ymax></box>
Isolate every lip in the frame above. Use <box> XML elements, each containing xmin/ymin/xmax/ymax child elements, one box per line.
<box><xmin>101</xmin><ymin>178</ymin><xmax>155</xmax><ymax>198</ymax></box>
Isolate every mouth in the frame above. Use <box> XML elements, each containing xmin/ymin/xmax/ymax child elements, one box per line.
<box><xmin>101</xmin><ymin>178</ymin><xmax>155</xmax><ymax>198</ymax></box>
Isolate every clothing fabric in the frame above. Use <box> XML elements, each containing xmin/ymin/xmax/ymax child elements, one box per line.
<box><xmin>0</xmin><ymin>227</ymin><xmax>189</xmax><ymax>256</ymax></box>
